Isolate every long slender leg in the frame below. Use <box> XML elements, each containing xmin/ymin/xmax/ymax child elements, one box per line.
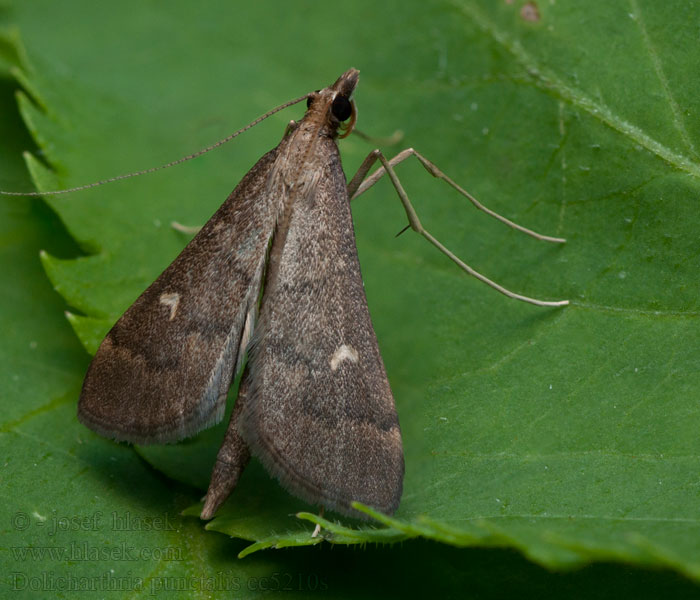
<box><xmin>349</xmin><ymin>148</ymin><xmax>565</xmax><ymax>244</ymax></box>
<box><xmin>347</xmin><ymin>149</ymin><xmax>383</xmax><ymax>199</ymax></box>
<box><xmin>201</xmin><ymin>367</ymin><xmax>253</xmax><ymax>520</ymax></box>
<box><xmin>311</xmin><ymin>506</ymin><xmax>325</xmax><ymax>538</ymax></box>
<box><xmin>171</xmin><ymin>221</ymin><xmax>202</xmax><ymax>235</ymax></box>
<box><xmin>348</xmin><ymin>149</ymin><xmax>568</xmax><ymax>308</ymax></box>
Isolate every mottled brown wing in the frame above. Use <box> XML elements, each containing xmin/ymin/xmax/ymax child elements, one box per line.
<box><xmin>240</xmin><ymin>140</ymin><xmax>404</xmax><ymax>517</ymax></box>
<box><xmin>78</xmin><ymin>147</ymin><xmax>283</xmax><ymax>444</ymax></box>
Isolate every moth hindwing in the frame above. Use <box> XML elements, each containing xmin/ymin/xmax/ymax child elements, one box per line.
<box><xmin>78</xmin><ymin>68</ymin><xmax>404</xmax><ymax>519</ymax></box>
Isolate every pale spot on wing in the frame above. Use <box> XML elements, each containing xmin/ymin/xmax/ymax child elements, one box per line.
<box><xmin>159</xmin><ymin>292</ymin><xmax>180</xmax><ymax>321</ymax></box>
<box><xmin>330</xmin><ymin>344</ymin><xmax>359</xmax><ymax>371</ymax></box>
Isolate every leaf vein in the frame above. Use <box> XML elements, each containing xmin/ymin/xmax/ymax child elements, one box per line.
<box><xmin>454</xmin><ymin>1</ymin><xmax>700</xmax><ymax>178</ymax></box>
<box><xmin>628</xmin><ymin>0</ymin><xmax>698</xmax><ymax>159</ymax></box>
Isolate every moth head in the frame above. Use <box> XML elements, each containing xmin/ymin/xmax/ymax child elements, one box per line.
<box><xmin>305</xmin><ymin>68</ymin><xmax>359</xmax><ymax>138</ymax></box>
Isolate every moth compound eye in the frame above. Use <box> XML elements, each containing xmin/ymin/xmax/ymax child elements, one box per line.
<box><xmin>331</xmin><ymin>95</ymin><xmax>352</xmax><ymax>121</ymax></box>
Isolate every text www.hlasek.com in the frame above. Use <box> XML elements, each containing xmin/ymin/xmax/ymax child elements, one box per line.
<box><xmin>11</xmin><ymin>541</ymin><xmax>182</xmax><ymax>562</ymax></box>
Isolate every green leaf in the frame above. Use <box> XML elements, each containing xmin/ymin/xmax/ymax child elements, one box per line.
<box><xmin>5</xmin><ymin>0</ymin><xmax>700</xmax><ymax>585</ymax></box>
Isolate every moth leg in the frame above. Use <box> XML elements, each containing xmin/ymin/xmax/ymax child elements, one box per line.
<box><xmin>283</xmin><ymin>119</ymin><xmax>299</xmax><ymax>138</ymax></box>
<box><xmin>349</xmin><ymin>148</ymin><xmax>565</xmax><ymax>243</ymax></box>
<box><xmin>350</xmin><ymin>127</ymin><xmax>404</xmax><ymax>148</ymax></box>
<box><xmin>311</xmin><ymin>506</ymin><xmax>325</xmax><ymax>538</ymax></box>
<box><xmin>200</xmin><ymin>366</ymin><xmax>252</xmax><ymax>520</ymax></box>
<box><xmin>348</xmin><ymin>149</ymin><xmax>569</xmax><ymax>308</ymax></box>
<box><xmin>346</xmin><ymin>148</ymin><xmax>384</xmax><ymax>199</ymax></box>
<box><xmin>170</xmin><ymin>221</ymin><xmax>202</xmax><ymax>235</ymax></box>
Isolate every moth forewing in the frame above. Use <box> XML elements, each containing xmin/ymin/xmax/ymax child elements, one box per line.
<box><xmin>240</xmin><ymin>125</ymin><xmax>404</xmax><ymax>517</ymax></box>
<box><xmin>77</xmin><ymin>146</ymin><xmax>283</xmax><ymax>444</ymax></box>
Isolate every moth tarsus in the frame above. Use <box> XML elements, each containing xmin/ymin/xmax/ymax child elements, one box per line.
<box><xmin>73</xmin><ymin>68</ymin><xmax>567</xmax><ymax>524</ymax></box>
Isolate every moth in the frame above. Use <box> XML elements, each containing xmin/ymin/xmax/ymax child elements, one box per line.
<box><xmin>78</xmin><ymin>69</ymin><xmax>404</xmax><ymax>519</ymax></box>
<box><xmin>76</xmin><ymin>68</ymin><xmax>567</xmax><ymax>521</ymax></box>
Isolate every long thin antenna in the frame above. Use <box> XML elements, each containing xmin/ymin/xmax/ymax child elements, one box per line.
<box><xmin>1</xmin><ymin>94</ymin><xmax>310</xmax><ymax>197</ymax></box>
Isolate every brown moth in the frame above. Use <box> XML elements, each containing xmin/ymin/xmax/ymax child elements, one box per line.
<box><xmin>78</xmin><ymin>69</ymin><xmax>405</xmax><ymax>519</ymax></box>
<box><xmin>75</xmin><ymin>68</ymin><xmax>567</xmax><ymax>522</ymax></box>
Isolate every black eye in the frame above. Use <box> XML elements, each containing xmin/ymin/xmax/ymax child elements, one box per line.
<box><xmin>331</xmin><ymin>95</ymin><xmax>352</xmax><ymax>121</ymax></box>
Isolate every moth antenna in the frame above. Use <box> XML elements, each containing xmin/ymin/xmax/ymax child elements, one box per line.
<box><xmin>0</xmin><ymin>93</ymin><xmax>310</xmax><ymax>197</ymax></box>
